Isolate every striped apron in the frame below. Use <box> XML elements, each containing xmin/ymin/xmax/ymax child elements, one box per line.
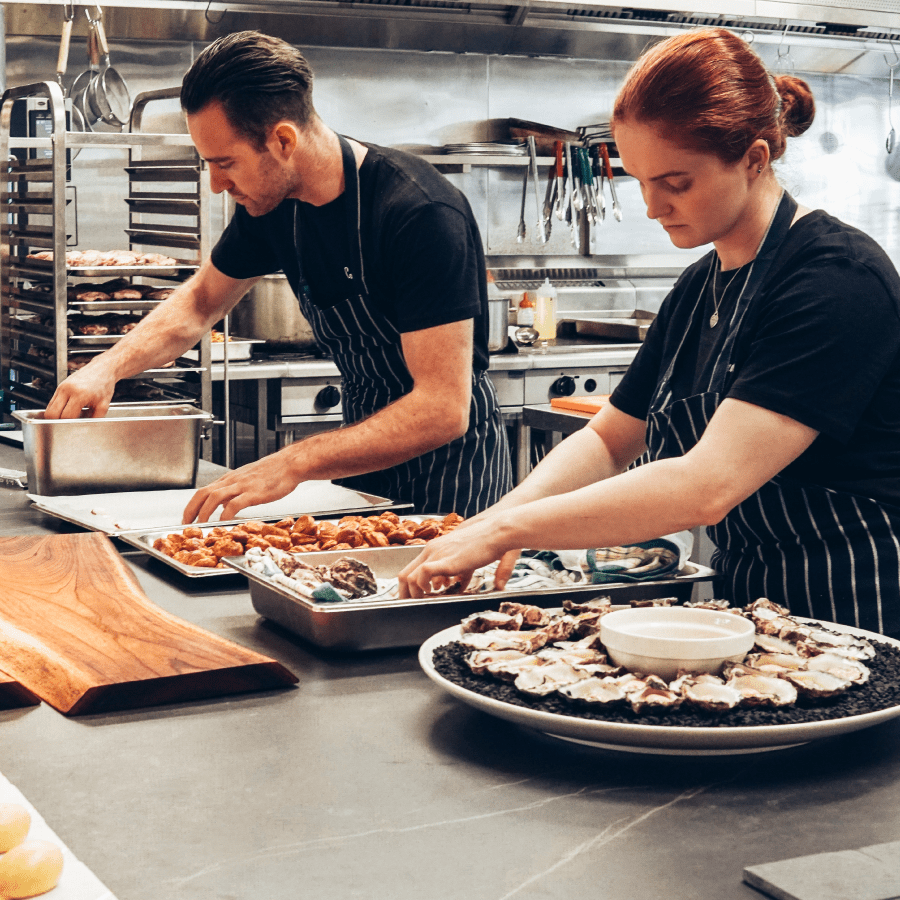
<box><xmin>290</xmin><ymin>135</ymin><xmax>512</xmax><ymax>518</ymax></box>
<box><xmin>645</xmin><ymin>192</ymin><xmax>900</xmax><ymax>637</ymax></box>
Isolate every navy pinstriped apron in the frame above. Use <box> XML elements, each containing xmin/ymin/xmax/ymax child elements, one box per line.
<box><xmin>645</xmin><ymin>191</ymin><xmax>900</xmax><ymax>637</ymax></box>
<box><xmin>290</xmin><ymin>135</ymin><xmax>512</xmax><ymax>518</ymax></box>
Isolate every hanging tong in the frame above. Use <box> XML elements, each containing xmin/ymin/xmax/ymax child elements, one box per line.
<box><xmin>527</xmin><ymin>136</ymin><xmax>546</xmax><ymax>243</ymax></box>
<box><xmin>591</xmin><ymin>145</ymin><xmax>606</xmax><ymax>222</ymax></box>
<box><xmin>599</xmin><ymin>142</ymin><xmax>622</xmax><ymax>222</ymax></box>
<box><xmin>516</xmin><ymin>154</ymin><xmax>528</xmax><ymax>242</ymax></box>
<box><xmin>577</xmin><ymin>147</ymin><xmax>598</xmax><ymax>225</ymax></box>
<box><xmin>541</xmin><ymin>156</ymin><xmax>556</xmax><ymax>241</ymax></box>
<box><xmin>553</xmin><ymin>140</ymin><xmax>565</xmax><ymax>221</ymax></box>
<box><xmin>564</xmin><ymin>142</ymin><xmax>579</xmax><ymax>247</ymax></box>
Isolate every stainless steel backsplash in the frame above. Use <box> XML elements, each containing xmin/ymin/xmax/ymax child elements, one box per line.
<box><xmin>5</xmin><ymin>34</ymin><xmax>900</xmax><ymax>274</ymax></box>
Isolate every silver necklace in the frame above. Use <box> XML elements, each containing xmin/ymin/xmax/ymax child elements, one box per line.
<box><xmin>709</xmin><ymin>258</ymin><xmax>751</xmax><ymax>328</ymax></box>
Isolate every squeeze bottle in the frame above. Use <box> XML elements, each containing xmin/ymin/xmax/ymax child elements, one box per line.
<box><xmin>534</xmin><ymin>277</ymin><xmax>558</xmax><ymax>340</ymax></box>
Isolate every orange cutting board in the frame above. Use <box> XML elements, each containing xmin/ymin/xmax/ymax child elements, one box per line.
<box><xmin>0</xmin><ymin>533</ymin><xmax>298</xmax><ymax>715</ymax></box>
<box><xmin>549</xmin><ymin>394</ymin><xmax>609</xmax><ymax>414</ymax></box>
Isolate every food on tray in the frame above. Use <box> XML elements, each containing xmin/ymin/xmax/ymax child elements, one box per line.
<box><xmin>152</xmin><ymin>512</ymin><xmax>466</xmax><ymax>567</ymax></box>
<box><xmin>111</xmin><ymin>288</ymin><xmax>144</xmax><ymax>301</ymax></box>
<box><xmin>245</xmin><ymin>548</ymin><xmax>383</xmax><ymax>601</ymax></box>
<box><xmin>66</xmin><ymin>354</ymin><xmax>94</xmax><ymax>372</ymax></box>
<box><xmin>0</xmin><ymin>804</ymin><xmax>30</xmax><ymax>853</ymax></box>
<box><xmin>69</xmin><ymin>314</ymin><xmax>143</xmax><ymax>336</ymax></box>
<box><xmin>439</xmin><ymin>597</ymin><xmax>880</xmax><ymax>717</ymax></box>
<box><xmin>145</xmin><ymin>288</ymin><xmax>175</xmax><ymax>301</ymax></box>
<box><xmin>210</xmin><ymin>330</ymin><xmax>238</xmax><ymax>343</ymax></box>
<box><xmin>70</xmin><ymin>288</ymin><xmax>111</xmax><ymax>303</ymax></box>
<box><xmin>27</xmin><ymin>249</ymin><xmax>179</xmax><ymax>267</ymax></box>
<box><xmin>0</xmin><ymin>839</ymin><xmax>64</xmax><ymax>898</ymax></box>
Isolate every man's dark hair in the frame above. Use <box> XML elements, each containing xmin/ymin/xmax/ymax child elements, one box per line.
<box><xmin>181</xmin><ymin>31</ymin><xmax>316</xmax><ymax>148</ymax></box>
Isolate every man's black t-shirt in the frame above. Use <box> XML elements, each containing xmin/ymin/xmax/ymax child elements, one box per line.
<box><xmin>610</xmin><ymin>209</ymin><xmax>900</xmax><ymax>507</ymax></box>
<box><xmin>210</xmin><ymin>141</ymin><xmax>490</xmax><ymax>371</ymax></box>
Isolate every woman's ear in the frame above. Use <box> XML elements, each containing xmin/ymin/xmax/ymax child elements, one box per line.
<box><xmin>746</xmin><ymin>139</ymin><xmax>771</xmax><ymax>175</ymax></box>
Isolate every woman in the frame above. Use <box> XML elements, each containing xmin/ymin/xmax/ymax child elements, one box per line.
<box><xmin>399</xmin><ymin>27</ymin><xmax>900</xmax><ymax>639</ymax></box>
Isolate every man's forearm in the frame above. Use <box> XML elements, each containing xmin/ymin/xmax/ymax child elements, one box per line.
<box><xmin>280</xmin><ymin>388</ymin><xmax>468</xmax><ymax>482</ymax></box>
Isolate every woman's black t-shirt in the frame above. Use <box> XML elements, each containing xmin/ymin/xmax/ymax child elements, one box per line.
<box><xmin>610</xmin><ymin>209</ymin><xmax>900</xmax><ymax>507</ymax></box>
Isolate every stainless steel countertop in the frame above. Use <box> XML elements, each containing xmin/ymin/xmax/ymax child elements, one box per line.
<box><xmin>210</xmin><ymin>344</ymin><xmax>640</xmax><ymax>380</ymax></box>
<box><xmin>0</xmin><ymin>441</ymin><xmax>898</xmax><ymax>900</ymax></box>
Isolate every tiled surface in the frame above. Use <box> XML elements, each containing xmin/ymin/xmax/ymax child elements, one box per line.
<box><xmin>743</xmin><ymin>841</ymin><xmax>900</xmax><ymax>900</ymax></box>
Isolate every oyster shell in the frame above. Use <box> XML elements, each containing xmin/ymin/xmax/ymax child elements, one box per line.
<box><xmin>498</xmin><ymin>601</ymin><xmax>551</xmax><ymax>626</ymax></box>
<box><xmin>743</xmin><ymin>652</ymin><xmax>807</xmax><ymax>673</ymax></box>
<box><xmin>460</xmin><ymin>610</ymin><xmax>523</xmax><ymax>634</ymax></box>
<box><xmin>783</xmin><ymin>668</ymin><xmax>852</xmax><ymax>699</ymax></box>
<box><xmin>562</xmin><ymin>596</ymin><xmax>613</xmax><ymax>615</ymax></box>
<box><xmin>726</xmin><ymin>673</ymin><xmax>798</xmax><ymax>707</ymax></box>
<box><xmin>514</xmin><ymin>661</ymin><xmax>588</xmax><ymax>696</ymax></box>
<box><xmin>681</xmin><ymin>678</ymin><xmax>743</xmax><ymax>712</ymax></box>
<box><xmin>558</xmin><ymin>677</ymin><xmax>627</xmax><ymax>706</ymax></box>
<box><xmin>459</xmin><ymin>629</ymin><xmax>549</xmax><ymax>653</ymax></box>
<box><xmin>536</xmin><ymin>615</ymin><xmax>579</xmax><ymax>643</ymax></box>
<box><xmin>745</xmin><ymin>598</ymin><xmax>791</xmax><ymax>617</ymax></box>
<box><xmin>797</xmin><ymin>628</ymin><xmax>876</xmax><ymax>661</ymax></box>
<box><xmin>804</xmin><ymin>652</ymin><xmax>870</xmax><ymax>685</ymax></box>
<box><xmin>753</xmin><ymin>632</ymin><xmax>804</xmax><ymax>657</ymax></box>
<box><xmin>628</xmin><ymin>596</ymin><xmax>677</xmax><ymax>608</ymax></box>
<box><xmin>325</xmin><ymin>558</ymin><xmax>378</xmax><ymax>598</ymax></box>
<box><xmin>620</xmin><ymin>674</ymin><xmax>683</xmax><ymax>713</ymax></box>
<box><xmin>467</xmin><ymin>650</ymin><xmax>544</xmax><ymax>681</ymax></box>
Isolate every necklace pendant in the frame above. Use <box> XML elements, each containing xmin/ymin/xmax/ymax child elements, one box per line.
<box><xmin>709</xmin><ymin>311</ymin><xmax>719</xmax><ymax>328</ymax></box>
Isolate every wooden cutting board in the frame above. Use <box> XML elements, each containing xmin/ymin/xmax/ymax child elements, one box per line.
<box><xmin>0</xmin><ymin>533</ymin><xmax>298</xmax><ymax>715</ymax></box>
<box><xmin>0</xmin><ymin>671</ymin><xmax>40</xmax><ymax>710</ymax></box>
<box><xmin>549</xmin><ymin>395</ymin><xmax>608</xmax><ymax>414</ymax></box>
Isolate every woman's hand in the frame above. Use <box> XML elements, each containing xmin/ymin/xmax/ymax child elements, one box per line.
<box><xmin>397</xmin><ymin>515</ymin><xmax>517</xmax><ymax>598</ymax></box>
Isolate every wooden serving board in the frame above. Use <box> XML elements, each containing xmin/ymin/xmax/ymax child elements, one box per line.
<box><xmin>0</xmin><ymin>671</ymin><xmax>41</xmax><ymax>710</ymax></box>
<box><xmin>0</xmin><ymin>533</ymin><xmax>298</xmax><ymax>715</ymax></box>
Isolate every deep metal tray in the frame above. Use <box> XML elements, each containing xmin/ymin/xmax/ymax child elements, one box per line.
<box><xmin>225</xmin><ymin>547</ymin><xmax>717</xmax><ymax>651</ymax></box>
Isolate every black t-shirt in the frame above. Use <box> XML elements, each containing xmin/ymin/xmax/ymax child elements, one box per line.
<box><xmin>611</xmin><ymin>209</ymin><xmax>900</xmax><ymax>507</ymax></box>
<box><xmin>210</xmin><ymin>141</ymin><xmax>490</xmax><ymax>371</ymax></box>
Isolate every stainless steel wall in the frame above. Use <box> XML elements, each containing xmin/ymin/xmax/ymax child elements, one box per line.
<box><xmin>5</xmin><ymin>33</ymin><xmax>900</xmax><ymax>270</ymax></box>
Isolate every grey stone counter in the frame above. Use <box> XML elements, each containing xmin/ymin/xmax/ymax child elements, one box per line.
<box><xmin>0</xmin><ymin>441</ymin><xmax>898</xmax><ymax>900</ymax></box>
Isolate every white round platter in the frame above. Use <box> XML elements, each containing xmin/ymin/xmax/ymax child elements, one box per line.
<box><xmin>418</xmin><ymin>618</ymin><xmax>900</xmax><ymax>755</ymax></box>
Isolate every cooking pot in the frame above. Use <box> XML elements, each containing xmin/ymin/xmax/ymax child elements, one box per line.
<box><xmin>488</xmin><ymin>294</ymin><xmax>510</xmax><ymax>353</ymax></box>
<box><xmin>231</xmin><ymin>274</ymin><xmax>318</xmax><ymax>351</ymax></box>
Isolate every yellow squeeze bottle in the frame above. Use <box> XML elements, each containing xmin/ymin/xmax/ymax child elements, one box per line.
<box><xmin>534</xmin><ymin>277</ymin><xmax>558</xmax><ymax>340</ymax></box>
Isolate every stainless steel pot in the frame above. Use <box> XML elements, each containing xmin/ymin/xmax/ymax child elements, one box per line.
<box><xmin>488</xmin><ymin>295</ymin><xmax>510</xmax><ymax>352</ymax></box>
<box><xmin>231</xmin><ymin>274</ymin><xmax>318</xmax><ymax>351</ymax></box>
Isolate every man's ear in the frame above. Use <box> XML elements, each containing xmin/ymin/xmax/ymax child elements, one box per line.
<box><xmin>270</xmin><ymin>122</ymin><xmax>299</xmax><ymax>159</ymax></box>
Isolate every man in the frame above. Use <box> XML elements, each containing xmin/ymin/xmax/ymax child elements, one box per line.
<box><xmin>46</xmin><ymin>31</ymin><xmax>512</xmax><ymax>522</ymax></box>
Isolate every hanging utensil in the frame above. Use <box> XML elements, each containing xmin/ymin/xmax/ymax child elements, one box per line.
<box><xmin>77</xmin><ymin>21</ymin><xmax>103</xmax><ymax>130</ymax></box>
<box><xmin>564</xmin><ymin>142</ymin><xmax>578</xmax><ymax>247</ymax></box>
<box><xmin>888</xmin><ymin>64</ymin><xmax>897</xmax><ymax>154</ymax></box>
<box><xmin>591</xmin><ymin>145</ymin><xmax>606</xmax><ymax>222</ymax></box>
<box><xmin>516</xmin><ymin>158</ymin><xmax>528</xmax><ymax>243</ymax></box>
<box><xmin>68</xmin><ymin>16</ymin><xmax>98</xmax><ymax>132</ymax></box>
<box><xmin>553</xmin><ymin>140</ymin><xmax>565</xmax><ymax>221</ymax></box>
<box><xmin>541</xmin><ymin>161</ymin><xmax>556</xmax><ymax>241</ymax></box>
<box><xmin>599</xmin><ymin>143</ymin><xmax>622</xmax><ymax>222</ymax></box>
<box><xmin>56</xmin><ymin>5</ymin><xmax>87</xmax><ymax>137</ymax></box>
<box><xmin>527</xmin><ymin>136</ymin><xmax>545</xmax><ymax>244</ymax></box>
<box><xmin>86</xmin><ymin>7</ymin><xmax>131</xmax><ymax>130</ymax></box>
<box><xmin>578</xmin><ymin>148</ymin><xmax>597</xmax><ymax>225</ymax></box>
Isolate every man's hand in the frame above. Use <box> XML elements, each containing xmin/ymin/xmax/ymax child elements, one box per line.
<box><xmin>44</xmin><ymin>364</ymin><xmax>118</xmax><ymax>419</ymax></box>
<box><xmin>182</xmin><ymin>451</ymin><xmax>303</xmax><ymax>523</ymax></box>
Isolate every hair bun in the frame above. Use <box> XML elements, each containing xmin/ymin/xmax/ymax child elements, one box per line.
<box><xmin>774</xmin><ymin>74</ymin><xmax>816</xmax><ymax>138</ymax></box>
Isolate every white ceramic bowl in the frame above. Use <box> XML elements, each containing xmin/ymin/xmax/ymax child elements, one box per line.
<box><xmin>599</xmin><ymin>606</ymin><xmax>756</xmax><ymax>681</ymax></box>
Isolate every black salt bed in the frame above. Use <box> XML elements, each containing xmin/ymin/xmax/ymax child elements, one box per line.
<box><xmin>431</xmin><ymin>640</ymin><xmax>900</xmax><ymax>728</ymax></box>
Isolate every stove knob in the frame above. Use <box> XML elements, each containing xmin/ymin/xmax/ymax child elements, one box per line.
<box><xmin>550</xmin><ymin>375</ymin><xmax>577</xmax><ymax>397</ymax></box>
<box><xmin>316</xmin><ymin>385</ymin><xmax>341</xmax><ymax>409</ymax></box>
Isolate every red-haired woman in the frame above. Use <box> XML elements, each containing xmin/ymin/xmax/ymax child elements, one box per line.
<box><xmin>401</xmin><ymin>28</ymin><xmax>900</xmax><ymax>639</ymax></box>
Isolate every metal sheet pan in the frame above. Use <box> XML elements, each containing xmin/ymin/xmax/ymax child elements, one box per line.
<box><xmin>120</xmin><ymin>512</ymin><xmax>432</xmax><ymax>578</ymax></box>
<box><xmin>225</xmin><ymin>547</ymin><xmax>717</xmax><ymax>651</ymax></box>
<box><xmin>29</xmin><ymin>481</ymin><xmax>401</xmax><ymax>538</ymax></box>
<box><xmin>573</xmin><ymin>311</ymin><xmax>655</xmax><ymax>342</ymax></box>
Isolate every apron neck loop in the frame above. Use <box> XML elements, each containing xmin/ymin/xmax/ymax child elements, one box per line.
<box><xmin>337</xmin><ymin>134</ymin><xmax>366</xmax><ymax>291</ymax></box>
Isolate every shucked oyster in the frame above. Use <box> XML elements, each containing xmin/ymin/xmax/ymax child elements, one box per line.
<box><xmin>782</xmin><ymin>668</ymin><xmax>852</xmax><ymax>699</ymax></box>
<box><xmin>804</xmin><ymin>652</ymin><xmax>870</xmax><ymax>685</ymax></box>
<box><xmin>679</xmin><ymin>676</ymin><xmax>743</xmax><ymax>712</ymax></box>
<box><xmin>460</xmin><ymin>610</ymin><xmax>523</xmax><ymax>634</ymax></box>
<box><xmin>499</xmin><ymin>601</ymin><xmax>552</xmax><ymax>626</ymax></box>
<box><xmin>726</xmin><ymin>673</ymin><xmax>797</xmax><ymax>707</ymax></box>
<box><xmin>466</xmin><ymin>649</ymin><xmax>543</xmax><ymax>681</ymax></box>
<box><xmin>514</xmin><ymin>661</ymin><xmax>589</xmax><ymax>696</ymax></box>
<box><xmin>325</xmin><ymin>557</ymin><xmax>378</xmax><ymax>598</ymax></box>
<box><xmin>459</xmin><ymin>629</ymin><xmax>549</xmax><ymax>653</ymax></box>
<box><xmin>559</xmin><ymin>676</ymin><xmax>627</xmax><ymax>706</ymax></box>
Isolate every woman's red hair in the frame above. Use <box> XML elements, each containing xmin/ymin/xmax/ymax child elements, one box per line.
<box><xmin>611</xmin><ymin>28</ymin><xmax>815</xmax><ymax>163</ymax></box>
